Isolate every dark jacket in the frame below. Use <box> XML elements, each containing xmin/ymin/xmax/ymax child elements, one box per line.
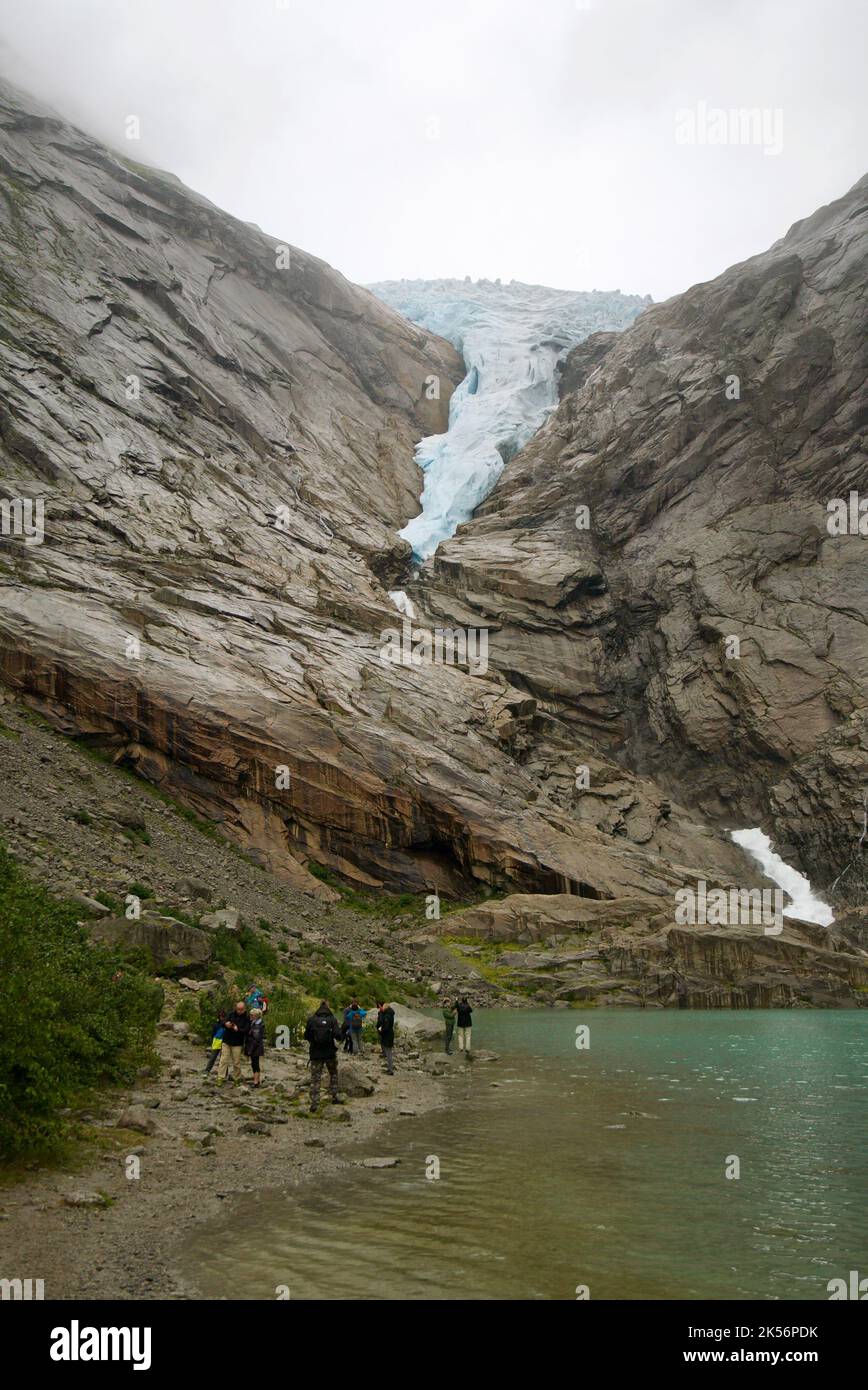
<box><xmin>305</xmin><ymin>1006</ymin><xmax>341</xmax><ymax>1060</ymax></box>
<box><xmin>222</xmin><ymin>1009</ymin><xmax>250</xmax><ymax>1047</ymax></box>
<box><xmin>455</xmin><ymin>1001</ymin><xmax>473</xmax><ymax>1027</ymax></box>
<box><xmin>244</xmin><ymin>1017</ymin><xmax>265</xmax><ymax>1058</ymax></box>
<box><xmin>377</xmin><ymin>1006</ymin><xmax>396</xmax><ymax>1047</ymax></box>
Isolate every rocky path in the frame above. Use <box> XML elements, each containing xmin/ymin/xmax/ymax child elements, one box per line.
<box><xmin>0</xmin><ymin>1011</ymin><xmax>460</xmax><ymax>1300</ymax></box>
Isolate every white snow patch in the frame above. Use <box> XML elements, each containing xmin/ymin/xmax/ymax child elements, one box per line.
<box><xmin>730</xmin><ymin>828</ymin><xmax>834</xmax><ymax>926</ymax></box>
<box><xmin>387</xmin><ymin>589</ymin><xmax>416</xmax><ymax>619</ymax></box>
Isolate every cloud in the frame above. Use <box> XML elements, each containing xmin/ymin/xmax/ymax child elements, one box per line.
<box><xmin>1</xmin><ymin>0</ymin><xmax>865</xmax><ymax>298</ymax></box>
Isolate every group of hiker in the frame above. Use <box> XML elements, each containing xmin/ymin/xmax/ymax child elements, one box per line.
<box><xmin>302</xmin><ymin>999</ymin><xmax>397</xmax><ymax>1109</ymax></box>
<box><xmin>205</xmin><ymin>986</ymin><xmax>269</xmax><ymax>1087</ymax></box>
<box><xmin>204</xmin><ymin>988</ymin><xmax>475</xmax><ymax>1110</ymax></box>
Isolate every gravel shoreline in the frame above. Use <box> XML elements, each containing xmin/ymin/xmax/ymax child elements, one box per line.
<box><xmin>0</xmin><ymin>1025</ymin><xmax>450</xmax><ymax>1301</ymax></box>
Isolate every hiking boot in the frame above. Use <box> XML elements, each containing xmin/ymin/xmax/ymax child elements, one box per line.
<box><xmin>331</xmin><ymin>1095</ymin><xmax>344</xmax><ymax>1104</ymax></box>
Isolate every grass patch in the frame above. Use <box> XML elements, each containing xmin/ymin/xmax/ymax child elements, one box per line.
<box><xmin>292</xmin><ymin>940</ymin><xmax>431</xmax><ymax>1005</ymax></box>
<box><xmin>439</xmin><ymin>935</ymin><xmax>536</xmax><ymax>992</ymax></box>
<box><xmin>211</xmin><ymin>923</ymin><xmax>279</xmax><ymax>976</ymax></box>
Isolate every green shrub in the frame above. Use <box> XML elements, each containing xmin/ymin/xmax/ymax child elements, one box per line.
<box><xmin>0</xmin><ymin>845</ymin><xmax>163</xmax><ymax>1159</ymax></box>
<box><xmin>292</xmin><ymin>941</ymin><xmax>429</xmax><ymax>1005</ymax></box>
<box><xmin>263</xmin><ymin>985</ymin><xmax>308</xmax><ymax>1047</ymax></box>
<box><xmin>176</xmin><ymin>982</ymin><xmax>308</xmax><ymax>1049</ymax></box>
<box><xmin>210</xmin><ymin>923</ymin><xmax>279</xmax><ymax>976</ymax></box>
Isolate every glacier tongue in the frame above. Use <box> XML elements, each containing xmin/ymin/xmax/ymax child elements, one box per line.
<box><xmin>369</xmin><ymin>277</ymin><xmax>650</xmax><ymax>559</ymax></box>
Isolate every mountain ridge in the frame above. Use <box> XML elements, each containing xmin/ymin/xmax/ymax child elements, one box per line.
<box><xmin>0</xmin><ymin>79</ymin><xmax>864</xmax><ymax>1001</ymax></box>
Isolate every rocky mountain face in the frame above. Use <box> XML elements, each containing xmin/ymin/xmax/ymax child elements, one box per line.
<box><xmin>0</xmin><ymin>78</ymin><xmax>865</xmax><ymax>1008</ymax></box>
<box><xmin>424</xmin><ymin>175</ymin><xmax>868</xmax><ymax>907</ymax></box>
<box><xmin>0</xmin><ymin>78</ymin><xmax>751</xmax><ymax>910</ymax></box>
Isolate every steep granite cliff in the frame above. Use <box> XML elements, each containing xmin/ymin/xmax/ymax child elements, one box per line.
<box><xmin>0</xmin><ymin>79</ymin><xmax>863</xmax><ymax>969</ymax></box>
<box><xmin>426</xmin><ymin>177</ymin><xmax>868</xmax><ymax>905</ymax></box>
<box><xmin>0</xmin><ymin>78</ymin><xmax>757</xmax><ymax>908</ymax></box>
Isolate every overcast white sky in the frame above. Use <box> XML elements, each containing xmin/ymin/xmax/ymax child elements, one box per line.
<box><xmin>1</xmin><ymin>0</ymin><xmax>865</xmax><ymax>301</ymax></box>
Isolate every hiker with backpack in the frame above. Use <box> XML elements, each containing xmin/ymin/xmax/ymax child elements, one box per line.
<box><xmin>455</xmin><ymin>997</ymin><xmax>473</xmax><ymax>1053</ymax></box>
<box><xmin>442</xmin><ymin>998</ymin><xmax>456</xmax><ymax>1054</ymax></box>
<box><xmin>204</xmin><ymin>1010</ymin><xmax>227</xmax><ymax>1075</ymax></box>
<box><xmin>341</xmin><ymin>1004</ymin><xmax>354</xmax><ymax>1053</ymax></box>
<box><xmin>245</xmin><ymin>985</ymin><xmax>269</xmax><ymax>1014</ymax></box>
<box><xmin>376</xmin><ymin>1001</ymin><xmax>396</xmax><ymax>1075</ymax></box>
<box><xmin>348</xmin><ymin>999</ymin><xmax>366</xmax><ymax>1054</ymax></box>
<box><xmin>244</xmin><ymin>1006</ymin><xmax>266</xmax><ymax>1087</ymax></box>
<box><xmin>216</xmin><ymin>1000</ymin><xmax>250</xmax><ymax>1086</ymax></box>
<box><xmin>304</xmin><ymin>1000</ymin><xmax>344</xmax><ymax>1111</ymax></box>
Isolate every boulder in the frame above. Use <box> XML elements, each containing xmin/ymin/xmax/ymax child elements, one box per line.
<box><xmin>177</xmin><ymin>878</ymin><xmax>211</xmax><ymax>902</ymax></box>
<box><xmin>386</xmin><ymin>1003</ymin><xmax>442</xmax><ymax>1043</ymax></box>
<box><xmin>101</xmin><ymin>801</ymin><xmax>147</xmax><ymax>833</ymax></box>
<box><xmin>129</xmin><ymin>1092</ymin><xmax>160</xmax><ymax>1108</ymax></box>
<box><xmin>88</xmin><ymin>916</ymin><xmax>212</xmax><ymax>974</ymax></box>
<box><xmin>69</xmin><ymin>892</ymin><xmax>111</xmax><ymax>916</ymax></box>
<box><xmin>333</xmin><ymin>1066</ymin><xmax>376</xmax><ymax>1098</ymax></box>
<box><xmin>115</xmin><ymin>1105</ymin><xmax>159</xmax><ymax>1135</ymax></box>
<box><xmin>200</xmin><ymin>909</ymin><xmax>240</xmax><ymax>932</ymax></box>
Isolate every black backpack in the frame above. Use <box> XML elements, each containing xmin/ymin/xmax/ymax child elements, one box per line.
<box><xmin>310</xmin><ymin>1013</ymin><xmax>335</xmax><ymax>1046</ymax></box>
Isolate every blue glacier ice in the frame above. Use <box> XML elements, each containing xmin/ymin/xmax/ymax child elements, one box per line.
<box><xmin>369</xmin><ymin>277</ymin><xmax>651</xmax><ymax>560</ymax></box>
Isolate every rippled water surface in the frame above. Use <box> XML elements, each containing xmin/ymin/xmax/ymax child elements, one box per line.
<box><xmin>181</xmin><ymin>1011</ymin><xmax>866</xmax><ymax>1300</ymax></box>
